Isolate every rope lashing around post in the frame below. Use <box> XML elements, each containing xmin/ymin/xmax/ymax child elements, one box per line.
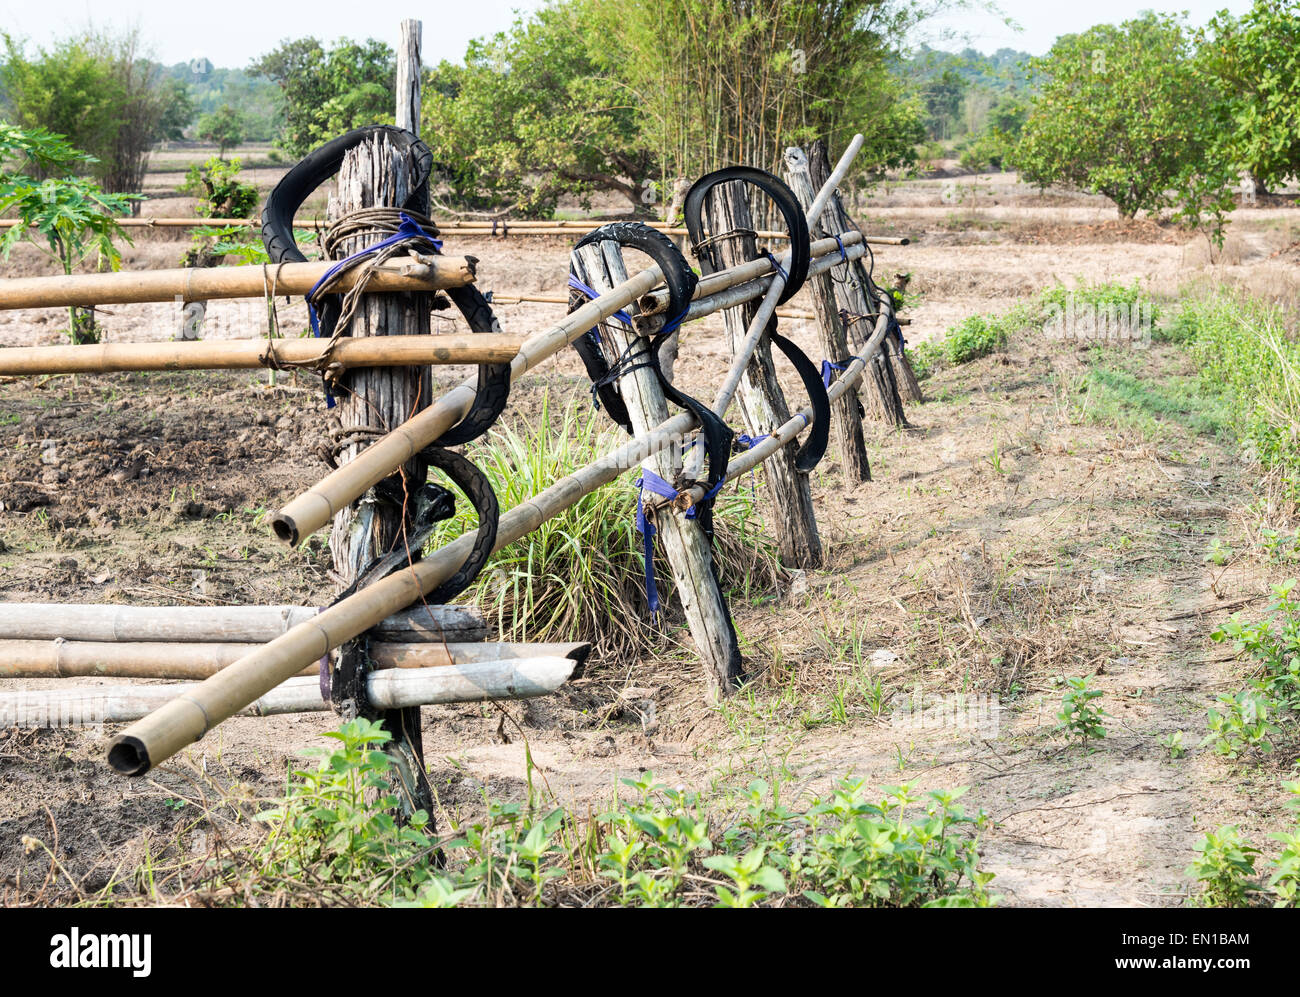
<box><xmin>260</xmin><ymin>124</ymin><xmax>511</xmax><ymax>442</ymax></box>
<box><xmin>566</xmin><ymin>273</ymin><xmax>634</xmax><ymax>340</ymax></box>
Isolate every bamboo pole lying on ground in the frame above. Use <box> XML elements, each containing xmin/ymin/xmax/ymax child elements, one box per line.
<box><xmin>0</xmin><ymin>603</ymin><xmax>490</xmax><ymax>643</ymax></box>
<box><xmin>106</xmin><ymin>416</ymin><xmax>694</xmax><ymax>775</ymax></box>
<box><xmin>0</xmin><ymin>255</ymin><xmax>475</xmax><ymax>310</ymax></box>
<box><xmin>273</xmin><ymin>234</ymin><xmax>861</xmax><ymax>546</ymax></box>
<box><xmin>0</xmin><ymin>334</ymin><xmax>523</xmax><ymax>376</ymax></box>
<box><xmin>2</xmin><ymin>657</ymin><xmax>581</xmax><ymax>726</ymax></box>
<box><xmin>0</xmin><ymin>639</ymin><xmax>589</xmax><ymax>679</ymax></box>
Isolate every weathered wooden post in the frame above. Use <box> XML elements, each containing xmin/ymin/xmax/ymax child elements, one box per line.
<box><xmin>327</xmin><ymin>18</ymin><xmax>435</xmax><ymax>813</ymax></box>
<box><xmin>703</xmin><ymin>182</ymin><xmax>823</xmax><ymax>567</ymax></box>
<box><xmin>807</xmin><ymin>140</ymin><xmax>908</xmax><ymax>425</ymax></box>
<box><xmin>889</xmin><ymin>271</ymin><xmax>924</xmax><ymax>402</ymax></box>
<box><xmin>571</xmin><ymin>240</ymin><xmax>744</xmax><ymax>698</ymax></box>
<box><xmin>782</xmin><ymin>147</ymin><xmax>871</xmax><ymax>483</ymax></box>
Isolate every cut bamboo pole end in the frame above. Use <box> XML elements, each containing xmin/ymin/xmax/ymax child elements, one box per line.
<box><xmin>0</xmin><ymin>255</ymin><xmax>476</xmax><ymax>310</ymax></box>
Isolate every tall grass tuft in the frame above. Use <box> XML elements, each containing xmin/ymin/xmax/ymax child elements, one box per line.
<box><xmin>1174</xmin><ymin>288</ymin><xmax>1300</xmax><ymax>499</ymax></box>
<box><xmin>426</xmin><ymin>398</ymin><xmax>782</xmax><ymax>660</ymax></box>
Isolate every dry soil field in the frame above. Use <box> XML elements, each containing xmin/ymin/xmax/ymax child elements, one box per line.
<box><xmin>2</xmin><ymin>146</ymin><xmax>1298</xmax><ymax>905</ymax></box>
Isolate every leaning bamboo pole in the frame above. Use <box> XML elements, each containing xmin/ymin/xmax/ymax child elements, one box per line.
<box><xmin>0</xmin><ymin>255</ymin><xmax>475</xmax><ymax>310</ymax></box>
<box><xmin>272</xmin><ymin>234</ymin><xmax>861</xmax><ymax>546</ymax></box>
<box><xmin>0</xmin><ymin>334</ymin><xmax>522</xmax><ymax>376</ymax></box>
<box><xmin>0</xmin><ymin>603</ymin><xmax>489</xmax><ymax>643</ymax></box>
<box><xmin>3</xmin><ymin>657</ymin><xmax>581</xmax><ymax>726</ymax></box>
<box><xmin>0</xmin><ymin>639</ymin><xmax>588</xmax><ymax>679</ymax></box>
<box><xmin>106</xmin><ymin>416</ymin><xmax>694</xmax><ymax>775</ymax></box>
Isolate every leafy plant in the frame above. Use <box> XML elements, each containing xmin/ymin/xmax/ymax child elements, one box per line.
<box><xmin>1055</xmin><ymin>675</ymin><xmax>1108</xmax><ymax>750</ymax></box>
<box><xmin>0</xmin><ymin>125</ymin><xmax>136</xmax><ymax>343</ymax></box>
<box><xmin>1187</xmin><ymin>825</ymin><xmax>1260</xmax><ymax>907</ymax></box>
<box><xmin>1159</xmin><ymin>730</ymin><xmax>1187</xmax><ymax>759</ymax></box>
<box><xmin>196</xmin><ymin>104</ymin><xmax>245</xmax><ymax>159</ymax></box>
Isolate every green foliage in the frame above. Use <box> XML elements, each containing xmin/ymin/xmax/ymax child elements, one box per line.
<box><xmin>249</xmin><ymin>37</ymin><xmax>394</xmax><ymax>156</ymax></box>
<box><xmin>1159</xmin><ymin>730</ymin><xmax>1187</xmax><ymax>759</ymax></box>
<box><xmin>239</xmin><ymin>735</ymin><xmax>995</xmax><ymax>907</ymax></box>
<box><xmin>1187</xmin><ymin>825</ymin><xmax>1260</xmax><ymax>907</ymax></box>
<box><xmin>583</xmin><ymin>0</ymin><xmax>925</xmax><ymax>196</ymax></box>
<box><xmin>425</xmin><ymin>399</ymin><xmax>780</xmax><ymax>659</ymax></box>
<box><xmin>1205</xmin><ymin>578</ymin><xmax>1300</xmax><ymax>758</ymax></box>
<box><xmin>1055</xmin><ymin>675</ymin><xmax>1108</xmax><ymax>750</ymax></box>
<box><xmin>424</xmin><ymin>2</ymin><xmax>651</xmax><ymax>216</ymax></box>
<box><xmin>1012</xmin><ymin>13</ymin><xmax>1236</xmax><ymax>238</ymax></box>
<box><xmin>1200</xmin><ymin>0</ymin><xmax>1300</xmax><ymax>193</ymax></box>
<box><xmin>1</xmin><ymin>28</ymin><xmax>190</xmax><ymax>193</ymax></box>
<box><xmin>158</xmin><ymin>63</ymin><xmax>279</xmax><ymax>142</ymax></box>
<box><xmin>250</xmin><ymin>718</ymin><xmax>440</xmax><ymax>902</ymax></box>
<box><xmin>1173</xmin><ymin>290</ymin><xmax>1300</xmax><ymax>496</ymax></box>
<box><xmin>1268</xmin><ymin>781</ymin><xmax>1300</xmax><ymax>907</ymax></box>
<box><xmin>0</xmin><ymin>125</ymin><xmax>136</xmax><ymax>343</ymax></box>
<box><xmin>943</xmin><ymin>313</ymin><xmax>1007</xmax><ymax>364</ymax></box>
<box><xmin>179</xmin><ymin>157</ymin><xmax>258</xmax><ymax>218</ymax></box>
<box><xmin>196</xmin><ymin>104</ymin><xmax>245</xmax><ymax>158</ymax></box>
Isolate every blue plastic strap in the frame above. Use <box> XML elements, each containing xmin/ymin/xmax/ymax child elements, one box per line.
<box><xmin>633</xmin><ymin>469</ymin><xmax>679</xmax><ymax>617</ymax></box>
<box><xmin>564</xmin><ymin>270</ymin><xmax>634</xmax><ymax>330</ymax></box>
<box><xmin>821</xmin><ymin>357</ymin><xmax>865</xmax><ymax>387</ymax></box>
<box><xmin>765</xmin><ymin>252</ymin><xmax>789</xmax><ymax>285</ymax></box>
<box><xmin>305</xmin><ymin>212</ymin><xmax>442</xmax><ymax>409</ymax></box>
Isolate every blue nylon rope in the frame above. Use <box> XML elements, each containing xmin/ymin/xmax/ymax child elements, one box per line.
<box><xmin>765</xmin><ymin>252</ymin><xmax>789</xmax><ymax>285</ymax></box>
<box><xmin>567</xmin><ymin>273</ymin><xmax>634</xmax><ymax>344</ymax></box>
<box><xmin>833</xmin><ymin>234</ymin><xmax>847</xmax><ymax>263</ymax></box>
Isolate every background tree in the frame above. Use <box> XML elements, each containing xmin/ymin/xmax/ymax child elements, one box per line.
<box><xmin>0</xmin><ymin>124</ymin><xmax>137</xmax><ymax>343</ymax></box>
<box><xmin>423</xmin><ymin>2</ymin><xmax>652</xmax><ymax>215</ymax></box>
<box><xmin>1199</xmin><ymin>0</ymin><xmax>1300</xmax><ymax>195</ymax></box>
<box><xmin>249</xmin><ymin>37</ymin><xmax>394</xmax><ymax>155</ymax></box>
<box><xmin>0</xmin><ymin>28</ymin><xmax>189</xmax><ymax>195</ymax></box>
<box><xmin>197</xmin><ymin>104</ymin><xmax>246</xmax><ymax>158</ymax></box>
<box><xmin>1011</xmin><ymin>13</ymin><xmax>1235</xmax><ymax>235</ymax></box>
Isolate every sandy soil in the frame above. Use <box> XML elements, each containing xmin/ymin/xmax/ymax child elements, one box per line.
<box><xmin>2</xmin><ymin>151</ymin><xmax>1298</xmax><ymax>906</ymax></box>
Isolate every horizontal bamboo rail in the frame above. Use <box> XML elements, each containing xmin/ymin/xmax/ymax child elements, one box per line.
<box><xmin>0</xmin><ymin>216</ymin><xmax>910</xmax><ymax>245</ymax></box>
<box><xmin>0</xmin><ymin>638</ymin><xmax>589</xmax><ymax>679</ymax></box>
<box><xmin>105</xmin><ymin>417</ymin><xmax>692</xmax><ymax>774</ymax></box>
<box><xmin>0</xmin><ymin>334</ymin><xmax>523</xmax><ymax>376</ymax></box>
<box><xmin>0</xmin><ymin>603</ymin><xmax>489</xmax><ymax>643</ymax></box>
<box><xmin>0</xmin><ymin>255</ymin><xmax>475</xmax><ymax>310</ymax></box>
<box><xmin>271</xmin><ymin>234</ymin><xmax>858</xmax><ymax>546</ymax></box>
<box><xmin>2</xmin><ymin>657</ymin><xmax>581</xmax><ymax>725</ymax></box>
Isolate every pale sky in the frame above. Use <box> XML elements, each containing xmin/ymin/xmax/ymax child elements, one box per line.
<box><xmin>0</xmin><ymin>0</ymin><xmax>1261</xmax><ymax>67</ymax></box>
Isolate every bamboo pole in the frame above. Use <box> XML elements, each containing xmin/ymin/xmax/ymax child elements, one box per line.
<box><xmin>782</xmin><ymin>146</ymin><xmax>870</xmax><ymax>483</ymax></box>
<box><xmin>0</xmin><ymin>255</ymin><xmax>475</xmax><ymax>310</ymax></box>
<box><xmin>105</xmin><ymin>410</ymin><xmax>694</xmax><ymax>775</ymax></box>
<box><xmin>0</xmin><ymin>603</ymin><xmax>489</xmax><ymax>643</ymax></box>
<box><xmin>273</xmin><ymin>236</ymin><xmax>859</xmax><ymax>546</ymax></box>
<box><xmin>0</xmin><ymin>638</ymin><xmax>588</xmax><ymax>679</ymax></box>
<box><xmin>0</xmin><ymin>334</ymin><xmax>522</xmax><ymax>376</ymax></box>
<box><xmin>3</xmin><ymin>658</ymin><xmax>581</xmax><ymax>726</ymax></box>
<box><xmin>0</xmin><ymin>217</ymin><xmax>909</xmax><ymax>245</ymax></box>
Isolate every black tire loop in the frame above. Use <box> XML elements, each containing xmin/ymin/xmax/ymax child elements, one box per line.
<box><xmin>260</xmin><ymin>124</ymin><xmax>509</xmax><ymax>448</ymax></box>
<box><xmin>566</xmin><ymin>222</ymin><xmax>734</xmax><ymax>501</ymax></box>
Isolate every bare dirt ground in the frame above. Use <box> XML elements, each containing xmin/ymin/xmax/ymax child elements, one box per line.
<box><xmin>1</xmin><ymin>148</ymin><xmax>1298</xmax><ymax>905</ymax></box>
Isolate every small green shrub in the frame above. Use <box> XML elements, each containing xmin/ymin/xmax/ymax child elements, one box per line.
<box><xmin>1187</xmin><ymin>825</ymin><xmax>1261</xmax><ymax>907</ymax></box>
<box><xmin>1055</xmin><ymin>675</ymin><xmax>1108</xmax><ymax>750</ymax></box>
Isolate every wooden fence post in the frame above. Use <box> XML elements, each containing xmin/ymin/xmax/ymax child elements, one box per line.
<box><xmin>702</xmin><ymin>182</ymin><xmax>823</xmax><ymax>567</ymax></box>
<box><xmin>807</xmin><ymin>140</ymin><xmax>909</xmax><ymax>426</ymax></box>
<box><xmin>327</xmin><ymin>19</ymin><xmax>435</xmax><ymax>815</ymax></box>
<box><xmin>571</xmin><ymin>241</ymin><xmax>744</xmax><ymax>699</ymax></box>
<box><xmin>782</xmin><ymin>147</ymin><xmax>871</xmax><ymax>483</ymax></box>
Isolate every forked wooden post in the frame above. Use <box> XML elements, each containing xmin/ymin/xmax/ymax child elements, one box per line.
<box><xmin>806</xmin><ymin>140</ymin><xmax>908</xmax><ymax>425</ymax></box>
<box><xmin>889</xmin><ymin>271</ymin><xmax>924</xmax><ymax>402</ymax></box>
<box><xmin>782</xmin><ymin>147</ymin><xmax>871</xmax><ymax>483</ymax></box>
<box><xmin>702</xmin><ymin>181</ymin><xmax>823</xmax><ymax>567</ymax></box>
<box><xmin>570</xmin><ymin>242</ymin><xmax>744</xmax><ymax>698</ymax></box>
<box><xmin>327</xmin><ymin>18</ymin><xmax>435</xmax><ymax>813</ymax></box>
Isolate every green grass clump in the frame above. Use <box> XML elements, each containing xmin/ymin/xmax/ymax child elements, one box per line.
<box><xmin>425</xmin><ymin>397</ymin><xmax>780</xmax><ymax>658</ymax></box>
<box><xmin>232</xmin><ymin>720</ymin><xmax>998</xmax><ymax>908</ymax></box>
<box><xmin>1174</xmin><ymin>289</ymin><xmax>1300</xmax><ymax>492</ymax></box>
